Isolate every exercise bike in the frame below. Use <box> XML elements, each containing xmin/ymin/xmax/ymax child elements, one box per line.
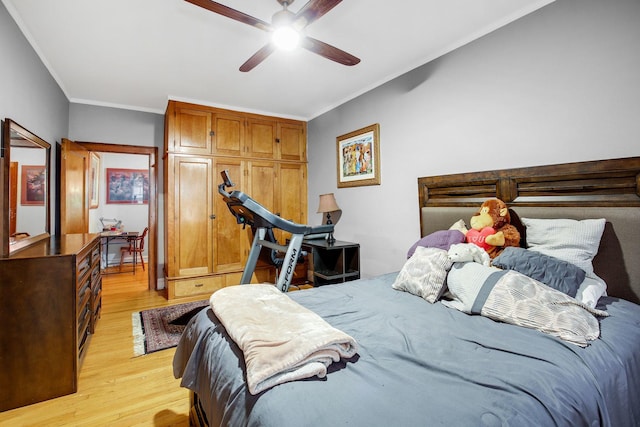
<box><xmin>218</xmin><ymin>170</ymin><xmax>333</xmax><ymax>292</ymax></box>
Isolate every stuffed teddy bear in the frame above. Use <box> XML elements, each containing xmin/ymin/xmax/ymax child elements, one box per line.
<box><xmin>447</xmin><ymin>243</ymin><xmax>491</xmax><ymax>266</ymax></box>
<box><xmin>466</xmin><ymin>198</ymin><xmax>520</xmax><ymax>259</ymax></box>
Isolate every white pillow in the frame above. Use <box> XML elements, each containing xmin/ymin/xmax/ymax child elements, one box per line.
<box><xmin>448</xmin><ymin>219</ymin><xmax>468</xmax><ymax>234</ymax></box>
<box><xmin>392</xmin><ymin>247</ymin><xmax>452</xmax><ymax>303</ymax></box>
<box><xmin>521</xmin><ymin>217</ymin><xmax>607</xmax><ymax>308</ymax></box>
<box><xmin>441</xmin><ymin>262</ymin><xmax>502</xmax><ymax>313</ymax></box>
<box><xmin>574</xmin><ymin>277</ymin><xmax>607</xmax><ymax>309</ymax></box>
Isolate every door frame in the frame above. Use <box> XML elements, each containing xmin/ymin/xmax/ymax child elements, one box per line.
<box><xmin>75</xmin><ymin>141</ymin><xmax>159</xmax><ymax>290</ymax></box>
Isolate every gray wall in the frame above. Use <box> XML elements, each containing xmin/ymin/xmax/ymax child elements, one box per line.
<box><xmin>308</xmin><ymin>0</ymin><xmax>640</xmax><ymax>278</ymax></box>
<box><xmin>2</xmin><ymin>1</ymin><xmax>165</xmax><ymax>272</ymax></box>
<box><xmin>68</xmin><ymin>103</ymin><xmax>165</xmax><ymax>270</ymax></box>
<box><xmin>0</xmin><ymin>0</ymin><xmax>69</xmax><ymax>228</ymax></box>
<box><xmin>0</xmin><ymin>3</ymin><xmax>68</xmax><ymax>144</ymax></box>
<box><xmin>68</xmin><ymin>103</ymin><xmax>164</xmax><ymax>149</ymax></box>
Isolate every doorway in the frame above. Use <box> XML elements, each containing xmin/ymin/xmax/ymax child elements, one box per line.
<box><xmin>76</xmin><ymin>141</ymin><xmax>158</xmax><ymax>291</ymax></box>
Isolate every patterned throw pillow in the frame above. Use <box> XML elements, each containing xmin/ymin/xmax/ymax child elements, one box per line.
<box><xmin>393</xmin><ymin>247</ymin><xmax>453</xmax><ymax>303</ymax></box>
<box><xmin>443</xmin><ymin>263</ymin><xmax>608</xmax><ymax>347</ymax></box>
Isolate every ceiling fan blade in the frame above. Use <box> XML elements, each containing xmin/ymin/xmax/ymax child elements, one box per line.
<box><xmin>185</xmin><ymin>0</ymin><xmax>272</xmax><ymax>32</ymax></box>
<box><xmin>301</xmin><ymin>37</ymin><xmax>360</xmax><ymax>66</ymax></box>
<box><xmin>294</xmin><ymin>0</ymin><xmax>342</xmax><ymax>29</ymax></box>
<box><xmin>239</xmin><ymin>44</ymin><xmax>277</xmax><ymax>72</ymax></box>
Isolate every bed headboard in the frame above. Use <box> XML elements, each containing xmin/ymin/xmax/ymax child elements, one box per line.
<box><xmin>417</xmin><ymin>157</ymin><xmax>640</xmax><ymax>304</ymax></box>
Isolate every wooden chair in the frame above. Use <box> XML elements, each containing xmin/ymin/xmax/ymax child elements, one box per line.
<box><xmin>119</xmin><ymin>227</ymin><xmax>148</xmax><ymax>273</ymax></box>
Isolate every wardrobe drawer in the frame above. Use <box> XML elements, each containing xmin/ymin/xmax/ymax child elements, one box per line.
<box><xmin>171</xmin><ymin>276</ymin><xmax>225</xmax><ymax>297</ymax></box>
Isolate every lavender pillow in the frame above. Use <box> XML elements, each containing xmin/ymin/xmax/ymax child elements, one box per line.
<box><xmin>407</xmin><ymin>230</ymin><xmax>466</xmax><ymax>258</ymax></box>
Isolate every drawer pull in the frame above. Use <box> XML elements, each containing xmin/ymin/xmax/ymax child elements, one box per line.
<box><xmin>195</xmin><ymin>283</ymin><xmax>204</xmax><ymax>287</ymax></box>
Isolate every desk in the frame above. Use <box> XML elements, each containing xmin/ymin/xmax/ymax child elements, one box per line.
<box><xmin>100</xmin><ymin>231</ymin><xmax>138</xmax><ymax>274</ymax></box>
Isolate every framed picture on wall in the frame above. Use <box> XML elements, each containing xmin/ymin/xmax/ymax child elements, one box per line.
<box><xmin>89</xmin><ymin>152</ymin><xmax>100</xmax><ymax>208</ymax></box>
<box><xmin>20</xmin><ymin>165</ymin><xmax>46</xmax><ymax>205</ymax></box>
<box><xmin>106</xmin><ymin>168</ymin><xmax>149</xmax><ymax>204</ymax></box>
<box><xmin>336</xmin><ymin>123</ymin><xmax>381</xmax><ymax>188</ymax></box>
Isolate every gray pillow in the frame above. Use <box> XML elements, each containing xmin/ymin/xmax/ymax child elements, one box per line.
<box><xmin>521</xmin><ymin>217</ymin><xmax>607</xmax><ymax>308</ymax></box>
<box><xmin>492</xmin><ymin>247</ymin><xmax>586</xmax><ymax>297</ymax></box>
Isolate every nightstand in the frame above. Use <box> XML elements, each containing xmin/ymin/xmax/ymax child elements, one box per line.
<box><xmin>303</xmin><ymin>239</ymin><xmax>360</xmax><ymax>285</ymax></box>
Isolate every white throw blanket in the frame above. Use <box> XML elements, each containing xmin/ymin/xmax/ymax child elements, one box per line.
<box><xmin>209</xmin><ymin>284</ymin><xmax>359</xmax><ymax>395</ymax></box>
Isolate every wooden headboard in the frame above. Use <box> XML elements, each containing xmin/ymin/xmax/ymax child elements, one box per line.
<box><xmin>417</xmin><ymin>157</ymin><xmax>640</xmax><ymax>304</ymax></box>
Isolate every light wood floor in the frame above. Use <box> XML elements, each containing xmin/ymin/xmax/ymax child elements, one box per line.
<box><xmin>0</xmin><ymin>267</ymin><xmax>207</xmax><ymax>426</ymax></box>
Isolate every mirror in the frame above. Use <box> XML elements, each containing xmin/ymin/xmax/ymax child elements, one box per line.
<box><xmin>1</xmin><ymin>119</ymin><xmax>51</xmax><ymax>256</ymax></box>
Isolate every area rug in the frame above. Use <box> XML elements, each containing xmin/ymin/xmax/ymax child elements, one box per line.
<box><xmin>132</xmin><ymin>300</ymin><xmax>209</xmax><ymax>356</ymax></box>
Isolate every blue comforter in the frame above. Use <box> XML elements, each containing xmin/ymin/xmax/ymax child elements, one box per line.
<box><xmin>174</xmin><ymin>273</ymin><xmax>640</xmax><ymax>427</ymax></box>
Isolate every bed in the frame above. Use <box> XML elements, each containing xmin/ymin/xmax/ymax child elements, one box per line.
<box><xmin>173</xmin><ymin>156</ymin><xmax>640</xmax><ymax>427</ymax></box>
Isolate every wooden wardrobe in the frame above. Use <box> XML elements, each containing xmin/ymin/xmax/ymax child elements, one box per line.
<box><xmin>163</xmin><ymin>101</ymin><xmax>308</xmax><ymax>298</ymax></box>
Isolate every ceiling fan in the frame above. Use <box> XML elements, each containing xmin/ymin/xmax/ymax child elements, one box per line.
<box><xmin>185</xmin><ymin>0</ymin><xmax>361</xmax><ymax>72</ymax></box>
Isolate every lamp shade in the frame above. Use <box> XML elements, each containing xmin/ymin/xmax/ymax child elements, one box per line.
<box><xmin>317</xmin><ymin>193</ymin><xmax>340</xmax><ymax>213</ymax></box>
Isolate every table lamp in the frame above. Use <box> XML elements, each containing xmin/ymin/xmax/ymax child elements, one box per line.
<box><xmin>317</xmin><ymin>193</ymin><xmax>340</xmax><ymax>244</ymax></box>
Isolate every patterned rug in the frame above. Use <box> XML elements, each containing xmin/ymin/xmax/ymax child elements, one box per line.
<box><xmin>132</xmin><ymin>300</ymin><xmax>209</xmax><ymax>356</ymax></box>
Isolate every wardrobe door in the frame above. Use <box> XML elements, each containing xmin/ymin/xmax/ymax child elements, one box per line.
<box><xmin>168</xmin><ymin>154</ymin><xmax>214</xmax><ymax>277</ymax></box>
<box><xmin>277</xmin><ymin>121</ymin><xmax>306</xmax><ymax>162</ymax></box>
<box><xmin>213</xmin><ymin>158</ymin><xmax>247</xmax><ymax>273</ymax></box>
<box><xmin>246</xmin><ymin>118</ymin><xmax>277</xmax><ymax>159</ymax></box>
<box><xmin>276</xmin><ymin>162</ymin><xmax>307</xmax><ymax>243</ymax></box>
<box><xmin>169</xmin><ymin>106</ymin><xmax>213</xmax><ymax>155</ymax></box>
<box><xmin>213</xmin><ymin>112</ymin><xmax>244</xmax><ymax>157</ymax></box>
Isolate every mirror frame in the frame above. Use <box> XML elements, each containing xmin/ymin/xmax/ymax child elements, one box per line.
<box><xmin>1</xmin><ymin>118</ymin><xmax>51</xmax><ymax>256</ymax></box>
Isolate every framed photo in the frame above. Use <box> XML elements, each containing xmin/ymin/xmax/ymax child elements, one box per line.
<box><xmin>89</xmin><ymin>152</ymin><xmax>100</xmax><ymax>208</ymax></box>
<box><xmin>106</xmin><ymin>168</ymin><xmax>149</xmax><ymax>204</ymax></box>
<box><xmin>336</xmin><ymin>123</ymin><xmax>381</xmax><ymax>188</ymax></box>
<box><xmin>21</xmin><ymin>165</ymin><xmax>46</xmax><ymax>205</ymax></box>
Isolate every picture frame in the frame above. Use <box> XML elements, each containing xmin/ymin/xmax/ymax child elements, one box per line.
<box><xmin>106</xmin><ymin>168</ymin><xmax>149</xmax><ymax>204</ymax></box>
<box><xmin>336</xmin><ymin>123</ymin><xmax>381</xmax><ymax>188</ymax></box>
<box><xmin>89</xmin><ymin>152</ymin><xmax>100</xmax><ymax>208</ymax></box>
<box><xmin>20</xmin><ymin>165</ymin><xmax>46</xmax><ymax>205</ymax></box>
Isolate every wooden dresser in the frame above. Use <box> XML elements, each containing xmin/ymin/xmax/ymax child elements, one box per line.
<box><xmin>164</xmin><ymin>101</ymin><xmax>308</xmax><ymax>298</ymax></box>
<box><xmin>0</xmin><ymin>233</ymin><xmax>101</xmax><ymax>411</ymax></box>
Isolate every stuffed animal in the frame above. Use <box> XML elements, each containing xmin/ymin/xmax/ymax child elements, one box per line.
<box><xmin>466</xmin><ymin>198</ymin><xmax>520</xmax><ymax>259</ymax></box>
<box><xmin>447</xmin><ymin>243</ymin><xmax>491</xmax><ymax>266</ymax></box>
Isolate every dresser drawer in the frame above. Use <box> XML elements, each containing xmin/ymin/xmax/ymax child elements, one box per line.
<box><xmin>78</xmin><ymin>307</ymin><xmax>91</xmax><ymax>360</ymax></box>
<box><xmin>90</xmin><ymin>288</ymin><xmax>102</xmax><ymax>333</ymax></box>
<box><xmin>91</xmin><ymin>243</ymin><xmax>101</xmax><ymax>266</ymax></box>
<box><xmin>76</xmin><ymin>252</ymin><xmax>92</xmax><ymax>284</ymax></box>
<box><xmin>170</xmin><ymin>276</ymin><xmax>225</xmax><ymax>298</ymax></box>
<box><xmin>77</xmin><ymin>279</ymin><xmax>91</xmax><ymax>311</ymax></box>
<box><xmin>90</xmin><ymin>264</ymin><xmax>101</xmax><ymax>288</ymax></box>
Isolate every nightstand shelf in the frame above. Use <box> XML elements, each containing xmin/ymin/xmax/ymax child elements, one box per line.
<box><xmin>303</xmin><ymin>240</ymin><xmax>360</xmax><ymax>286</ymax></box>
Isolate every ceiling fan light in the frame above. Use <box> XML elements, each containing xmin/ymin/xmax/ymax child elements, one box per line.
<box><xmin>272</xmin><ymin>26</ymin><xmax>301</xmax><ymax>51</ymax></box>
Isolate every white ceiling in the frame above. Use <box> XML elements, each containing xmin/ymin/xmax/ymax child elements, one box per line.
<box><xmin>4</xmin><ymin>0</ymin><xmax>554</xmax><ymax>120</ymax></box>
